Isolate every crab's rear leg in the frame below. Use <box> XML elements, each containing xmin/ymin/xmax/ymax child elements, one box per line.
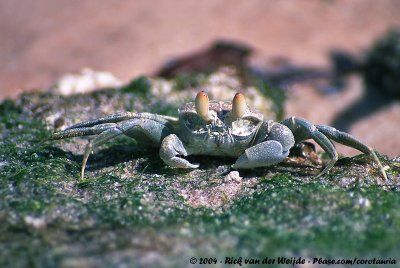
<box><xmin>316</xmin><ymin>124</ymin><xmax>387</xmax><ymax>180</ymax></box>
<box><xmin>80</xmin><ymin>126</ymin><xmax>122</xmax><ymax>180</ymax></box>
<box><xmin>54</xmin><ymin>117</ymin><xmax>174</xmax><ymax>180</ymax></box>
<box><xmin>282</xmin><ymin>117</ymin><xmax>387</xmax><ymax>181</ymax></box>
<box><xmin>64</xmin><ymin>112</ymin><xmax>177</xmax><ymax>131</ymax></box>
<box><xmin>281</xmin><ymin>117</ymin><xmax>338</xmax><ymax>178</ymax></box>
<box><xmin>52</xmin><ymin>123</ymin><xmax>118</xmax><ymax>140</ymax></box>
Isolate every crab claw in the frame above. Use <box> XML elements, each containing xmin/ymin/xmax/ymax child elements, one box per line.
<box><xmin>195</xmin><ymin>91</ymin><xmax>211</xmax><ymax>121</ymax></box>
<box><xmin>231</xmin><ymin>92</ymin><xmax>247</xmax><ymax>119</ymax></box>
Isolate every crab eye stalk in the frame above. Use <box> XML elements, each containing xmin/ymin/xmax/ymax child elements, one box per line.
<box><xmin>231</xmin><ymin>92</ymin><xmax>247</xmax><ymax>119</ymax></box>
<box><xmin>195</xmin><ymin>91</ymin><xmax>212</xmax><ymax>122</ymax></box>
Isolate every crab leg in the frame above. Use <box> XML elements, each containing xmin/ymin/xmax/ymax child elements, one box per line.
<box><xmin>54</xmin><ymin>117</ymin><xmax>174</xmax><ymax>180</ymax></box>
<box><xmin>81</xmin><ymin>127</ymin><xmax>123</xmax><ymax>180</ymax></box>
<box><xmin>52</xmin><ymin>123</ymin><xmax>118</xmax><ymax>139</ymax></box>
<box><xmin>281</xmin><ymin>117</ymin><xmax>341</xmax><ymax>178</ymax></box>
<box><xmin>282</xmin><ymin>117</ymin><xmax>387</xmax><ymax>181</ymax></box>
<box><xmin>64</xmin><ymin>112</ymin><xmax>177</xmax><ymax>131</ymax></box>
<box><xmin>53</xmin><ymin>113</ymin><xmax>177</xmax><ymax>139</ymax></box>
<box><xmin>316</xmin><ymin>124</ymin><xmax>388</xmax><ymax>180</ymax></box>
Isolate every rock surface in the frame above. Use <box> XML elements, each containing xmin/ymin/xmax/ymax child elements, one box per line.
<box><xmin>0</xmin><ymin>73</ymin><xmax>399</xmax><ymax>267</ymax></box>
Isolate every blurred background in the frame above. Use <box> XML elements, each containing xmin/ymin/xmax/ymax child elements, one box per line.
<box><xmin>1</xmin><ymin>0</ymin><xmax>400</xmax><ymax>156</ymax></box>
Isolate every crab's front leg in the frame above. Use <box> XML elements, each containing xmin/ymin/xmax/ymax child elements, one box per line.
<box><xmin>159</xmin><ymin>134</ymin><xmax>199</xmax><ymax>168</ymax></box>
<box><xmin>233</xmin><ymin>121</ymin><xmax>295</xmax><ymax>169</ymax></box>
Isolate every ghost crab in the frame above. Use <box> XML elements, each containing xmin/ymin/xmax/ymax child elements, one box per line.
<box><xmin>53</xmin><ymin>91</ymin><xmax>387</xmax><ymax>182</ymax></box>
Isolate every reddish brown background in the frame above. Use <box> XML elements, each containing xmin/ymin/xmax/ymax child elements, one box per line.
<box><xmin>1</xmin><ymin>0</ymin><xmax>400</xmax><ymax>156</ymax></box>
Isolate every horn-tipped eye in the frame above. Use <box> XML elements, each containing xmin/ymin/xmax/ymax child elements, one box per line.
<box><xmin>195</xmin><ymin>91</ymin><xmax>211</xmax><ymax>121</ymax></box>
<box><xmin>231</xmin><ymin>92</ymin><xmax>247</xmax><ymax>119</ymax></box>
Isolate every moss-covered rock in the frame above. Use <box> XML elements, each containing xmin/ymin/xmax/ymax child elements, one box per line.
<box><xmin>1</xmin><ymin>71</ymin><xmax>399</xmax><ymax>267</ymax></box>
